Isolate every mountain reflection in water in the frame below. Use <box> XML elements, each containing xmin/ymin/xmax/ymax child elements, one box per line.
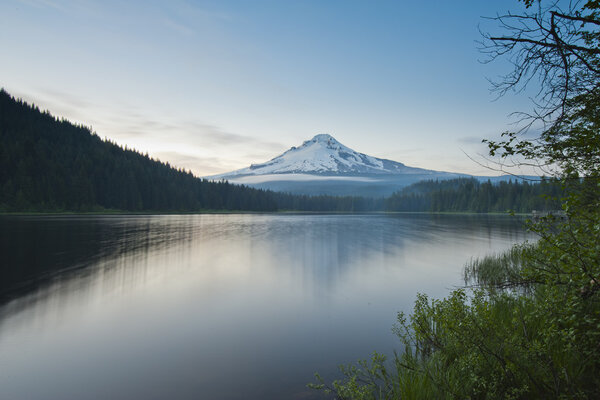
<box><xmin>0</xmin><ymin>214</ymin><xmax>531</xmax><ymax>400</ymax></box>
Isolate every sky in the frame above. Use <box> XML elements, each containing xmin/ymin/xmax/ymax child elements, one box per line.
<box><xmin>0</xmin><ymin>0</ymin><xmax>536</xmax><ymax>176</ymax></box>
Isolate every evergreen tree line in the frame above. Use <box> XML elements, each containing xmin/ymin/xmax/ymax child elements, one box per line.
<box><xmin>0</xmin><ymin>90</ymin><xmax>279</xmax><ymax>212</ymax></box>
<box><xmin>0</xmin><ymin>89</ymin><xmax>561</xmax><ymax>213</ymax></box>
<box><xmin>385</xmin><ymin>177</ymin><xmax>562</xmax><ymax>213</ymax></box>
<box><xmin>274</xmin><ymin>192</ymin><xmax>384</xmax><ymax>212</ymax></box>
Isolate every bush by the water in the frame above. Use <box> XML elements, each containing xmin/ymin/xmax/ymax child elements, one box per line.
<box><xmin>310</xmin><ymin>0</ymin><xmax>600</xmax><ymax>398</ymax></box>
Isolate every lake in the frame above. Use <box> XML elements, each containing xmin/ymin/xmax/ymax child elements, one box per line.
<box><xmin>0</xmin><ymin>214</ymin><xmax>531</xmax><ymax>399</ymax></box>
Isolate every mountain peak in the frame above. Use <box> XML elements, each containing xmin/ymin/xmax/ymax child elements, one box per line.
<box><xmin>311</xmin><ymin>133</ymin><xmax>337</xmax><ymax>143</ymax></box>
<box><xmin>301</xmin><ymin>133</ymin><xmax>342</xmax><ymax>149</ymax></box>
<box><xmin>210</xmin><ymin>133</ymin><xmax>425</xmax><ymax>178</ymax></box>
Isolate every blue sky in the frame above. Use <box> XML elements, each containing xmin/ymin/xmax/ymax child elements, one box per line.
<box><xmin>0</xmin><ymin>0</ymin><xmax>534</xmax><ymax>176</ymax></box>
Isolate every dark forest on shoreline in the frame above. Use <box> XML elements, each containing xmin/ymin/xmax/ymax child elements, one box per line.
<box><xmin>1</xmin><ymin>89</ymin><xmax>560</xmax><ymax>214</ymax></box>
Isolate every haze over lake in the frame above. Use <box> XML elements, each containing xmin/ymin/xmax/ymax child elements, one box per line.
<box><xmin>0</xmin><ymin>214</ymin><xmax>531</xmax><ymax>399</ymax></box>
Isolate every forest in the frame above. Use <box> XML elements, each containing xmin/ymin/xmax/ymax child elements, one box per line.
<box><xmin>1</xmin><ymin>89</ymin><xmax>560</xmax><ymax>214</ymax></box>
<box><xmin>0</xmin><ymin>89</ymin><xmax>279</xmax><ymax>212</ymax></box>
<box><xmin>385</xmin><ymin>177</ymin><xmax>561</xmax><ymax>213</ymax></box>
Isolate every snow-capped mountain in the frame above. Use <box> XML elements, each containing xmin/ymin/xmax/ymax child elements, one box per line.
<box><xmin>208</xmin><ymin>134</ymin><xmax>529</xmax><ymax>197</ymax></box>
<box><xmin>208</xmin><ymin>134</ymin><xmax>467</xmax><ymax>197</ymax></box>
<box><xmin>212</xmin><ymin>134</ymin><xmax>433</xmax><ymax>177</ymax></box>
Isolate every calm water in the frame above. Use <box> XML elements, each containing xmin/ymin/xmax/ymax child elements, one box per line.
<box><xmin>0</xmin><ymin>214</ymin><xmax>531</xmax><ymax>399</ymax></box>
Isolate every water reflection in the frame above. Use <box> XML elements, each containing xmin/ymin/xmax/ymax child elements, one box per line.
<box><xmin>0</xmin><ymin>214</ymin><xmax>531</xmax><ymax>400</ymax></box>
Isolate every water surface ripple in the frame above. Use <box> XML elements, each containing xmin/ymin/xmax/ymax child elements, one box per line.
<box><xmin>0</xmin><ymin>214</ymin><xmax>531</xmax><ymax>399</ymax></box>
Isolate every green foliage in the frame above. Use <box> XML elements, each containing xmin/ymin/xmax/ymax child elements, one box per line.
<box><xmin>309</xmin><ymin>349</ymin><xmax>441</xmax><ymax>400</ymax></box>
<box><xmin>312</xmin><ymin>230</ymin><xmax>600</xmax><ymax>398</ymax></box>
<box><xmin>463</xmin><ymin>245</ymin><xmax>531</xmax><ymax>290</ymax></box>
<box><xmin>310</xmin><ymin>1</ymin><xmax>600</xmax><ymax>398</ymax></box>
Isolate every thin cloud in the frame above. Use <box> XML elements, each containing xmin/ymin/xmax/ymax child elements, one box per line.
<box><xmin>162</xmin><ymin>17</ymin><xmax>195</xmax><ymax>36</ymax></box>
<box><xmin>152</xmin><ymin>151</ymin><xmax>239</xmax><ymax>176</ymax></box>
<box><xmin>17</xmin><ymin>0</ymin><xmax>98</xmax><ymax>14</ymax></box>
<box><xmin>456</xmin><ymin>136</ymin><xmax>484</xmax><ymax>145</ymax></box>
<box><xmin>17</xmin><ymin>0</ymin><xmax>64</xmax><ymax>11</ymax></box>
<box><xmin>377</xmin><ymin>148</ymin><xmax>426</xmax><ymax>160</ymax></box>
<box><xmin>38</xmin><ymin>87</ymin><xmax>95</xmax><ymax>110</ymax></box>
<box><xmin>11</xmin><ymin>86</ymin><xmax>285</xmax><ymax>176</ymax></box>
<box><xmin>7</xmin><ymin>87</ymin><xmax>96</xmax><ymax>127</ymax></box>
<box><xmin>107</xmin><ymin>117</ymin><xmax>286</xmax><ymax>153</ymax></box>
<box><xmin>26</xmin><ymin>87</ymin><xmax>282</xmax><ymax>150</ymax></box>
<box><xmin>180</xmin><ymin>121</ymin><xmax>284</xmax><ymax>150</ymax></box>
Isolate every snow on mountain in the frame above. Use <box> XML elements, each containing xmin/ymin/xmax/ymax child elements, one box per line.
<box><xmin>206</xmin><ymin>134</ymin><xmax>528</xmax><ymax>197</ymax></box>
<box><xmin>211</xmin><ymin>134</ymin><xmax>432</xmax><ymax>178</ymax></box>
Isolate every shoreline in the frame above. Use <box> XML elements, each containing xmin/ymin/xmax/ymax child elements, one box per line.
<box><xmin>0</xmin><ymin>210</ymin><xmax>531</xmax><ymax>217</ymax></box>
